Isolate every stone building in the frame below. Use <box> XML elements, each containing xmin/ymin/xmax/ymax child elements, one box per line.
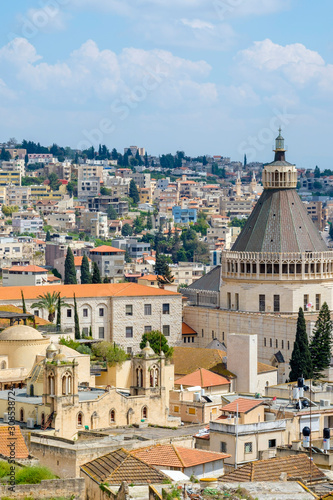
<box><xmin>183</xmin><ymin>130</ymin><xmax>333</xmax><ymax>382</ymax></box>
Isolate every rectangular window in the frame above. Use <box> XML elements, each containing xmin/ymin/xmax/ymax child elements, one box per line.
<box><xmin>174</xmin><ymin>406</ymin><xmax>180</xmax><ymax>413</ymax></box>
<box><xmin>125</xmin><ymin>305</ymin><xmax>133</xmax><ymax>316</ymax></box>
<box><xmin>276</xmin><ymin>339</ymin><xmax>278</xmax><ymax>348</ymax></box>
<box><xmin>268</xmin><ymin>439</ymin><xmax>276</xmax><ymax>448</ymax></box>
<box><xmin>227</xmin><ymin>292</ymin><xmax>231</xmax><ymax>310</ymax></box>
<box><xmin>202</xmin><ymin>329</ymin><xmax>204</xmax><ymax>337</ymax></box>
<box><xmin>99</xmin><ymin>308</ymin><xmax>104</xmax><ymax>317</ymax></box>
<box><xmin>183</xmin><ymin>337</ymin><xmax>186</xmax><ymax>343</ymax></box>
<box><xmin>144</xmin><ymin>326</ymin><xmax>152</xmax><ymax>333</ymax></box>
<box><xmin>83</xmin><ymin>308</ymin><xmax>88</xmax><ymax>317</ymax></box>
<box><xmin>98</xmin><ymin>327</ymin><xmax>104</xmax><ymax>339</ymax></box>
<box><xmin>281</xmin><ymin>339</ymin><xmax>284</xmax><ymax>349</ymax></box>
<box><xmin>127</xmin><ymin>347</ymin><xmax>132</xmax><ymax>354</ymax></box>
<box><xmin>264</xmin><ymin>337</ymin><xmax>266</xmax><ymax>347</ymax></box>
<box><xmin>259</xmin><ymin>295</ymin><xmax>265</xmax><ymax>312</ymax></box>
<box><xmin>270</xmin><ymin>338</ymin><xmax>272</xmax><ymax>347</ymax></box>
<box><xmin>126</xmin><ymin>327</ymin><xmax>133</xmax><ymax>338</ymax></box>
<box><xmin>163</xmin><ymin>325</ymin><xmax>170</xmax><ymax>337</ymax></box>
<box><xmin>144</xmin><ymin>304</ymin><xmax>152</xmax><ymax>315</ymax></box>
<box><xmin>235</xmin><ymin>293</ymin><xmax>239</xmax><ymax>311</ymax></box>
<box><xmin>67</xmin><ymin>309</ymin><xmax>72</xmax><ymax>318</ymax></box>
<box><xmin>34</xmin><ymin>310</ymin><xmax>39</xmax><ymax>317</ymax></box>
<box><xmin>162</xmin><ymin>303</ymin><xmax>170</xmax><ymax>314</ymax></box>
<box><xmin>316</xmin><ymin>294</ymin><xmax>321</xmax><ymax>311</ymax></box>
<box><xmin>244</xmin><ymin>442</ymin><xmax>253</xmax><ymax>454</ymax></box>
<box><xmin>189</xmin><ymin>408</ymin><xmax>196</xmax><ymax>415</ymax></box>
<box><xmin>288</xmin><ymin>341</ymin><xmax>290</xmax><ymax>350</ymax></box>
<box><xmin>304</xmin><ymin>294</ymin><xmax>309</xmax><ymax>311</ymax></box>
<box><xmin>220</xmin><ymin>442</ymin><xmax>227</xmax><ymax>453</ymax></box>
<box><xmin>274</xmin><ymin>295</ymin><xmax>280</xmax><ymax>312</ymax></box>
<box><xmin>192</xmin><ymin>337</ymin><xmax>194</xmax><ymax>343</ymax></box>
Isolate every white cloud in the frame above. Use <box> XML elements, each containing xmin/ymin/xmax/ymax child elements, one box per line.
<box><xmin>180</xmin><ymin>19</ymin><xmax>214</xmax><ymax>30</ymax></box>
<box><xmin>0</xmin><ymin>38</ymin><xmax>41</xmax><ymax>65</ymax></box>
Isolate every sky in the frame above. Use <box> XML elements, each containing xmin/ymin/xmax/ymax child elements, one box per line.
<box><xmin>1</xmin><ymin>0</ymin><xmax>333</xmax><ymax>167</ymax></box>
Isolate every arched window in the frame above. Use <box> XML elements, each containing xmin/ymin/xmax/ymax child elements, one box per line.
<box><xmin>136</xmin><ymin>367</ymin><xmax>143</xmax><ymax>387</ymax></box>
<box><xmin>62</xmin><ymin>373</ymin><xmax>72</xmax><ymax>395</ymax></box>
<box><xmin>0</xmin><ymin>361</ymin><xmax>6</xmax><ymax>369</ymax></box>
<box><xmin>110</xmin><ymin>409</ymin><xmax>115</xmax><ymax>423</ymax></box>
<box><xmin>77</xmin><ymin>412</ymin><xmax>83</xmax><ymax>427</ymax></box>
<box><xmin>48</xmin><ymin>373</ymin><xmax>54</xmax><ymax>396</ymax></box>
<box><xmin>142</xmin><ymin>406</ymin><xmax>148</xmax><ymax>419</ymax></box>
<box><xmin>150</xmin><ymin>365</ymin><xmax>159</xmax><ymax>388</ymax></box>
<box><xmin>41</xmin><ymin>413</ymin><xmax>45</xmax><ymax>427</ymax></box>
<box><xmin>20</xmin><ymin>408</ymin><xmax>24</xmax><ymax>422</ymax></box>
<box><xmin>62</xmin><ymin>376</ymin><xmax>67</xmax><ymax>395</ymax></box>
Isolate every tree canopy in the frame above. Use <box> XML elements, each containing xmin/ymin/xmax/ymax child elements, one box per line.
<box><xmin>140</xmin><ymin>330</ymin><xmax>173</xmax><ymax>358</ymax></box>
<box><xmin>289</xmin><ymin>307</ymin><xmax>313</xmax><ymax>381</ymax></box>
<box><xmin>64</xmin><ymin>247</ymin><xmax>77</xmax><ymax>284</ymax></box>
<box><xmin>310</xmin><ymin>302</ymin><xmax>332</xmax><ymax>379</ymax></box>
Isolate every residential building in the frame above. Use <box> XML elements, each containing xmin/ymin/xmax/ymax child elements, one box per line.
<box><xmin>80</xmin><ymin>211</ymin><xmax>108</xmax><ymax>239</ymax></box>
<box><xmin>78</xmin><ymin>177</ymin><xmax>100</xmax><ymax>199</ymax></box>
<box><xmin>123</xmin><ymin>146</ymin><xmax>145</xmax><ymax>156</ymax></box>
<box><xmin>5</xmin><ymin>186</ymin><xmax>30</xmax><ymax>207</ymax></box>
<box><xmin>73</xmin><ymin>256</ymin><xmax>92</xmax><ymax>284</ymax></box>
<box><xmin>12</xmin><ymin>216</ymin><xmax>43</xmax><ymax>234</ymax></box>
<box><xmin>89</xmin><ymin>245</ymin><xmax>125</xmax><ymax>281</ymax></box>
<box><xmin>172</xmin><ymin>206</ymin><xmax>197</xmax><ymax>224</ymax></box>
<box><xmin>171</xmin><ymin>262</ymin><xmax>207</xmax><ymax>286</ymax></box>
<box><xmin>5</xmin><ymin>148</ymin><xmax>26</xmax><ymax>159</ymax></box>
<box><xmin>2</xmin><ymin>265</ymin><xmax>49</xmax><ymax>287</ymax></box>
<box><xmin>0</xmin><ymin>159</ymin><xmax>25</xmax><ymax>177</ymax></box>
<box><xmin>88</xmin><ymin>196</ymin><xmax>129</xmax><ymax>216</ymax></box>
<box><xmin>0</xmin><ymin>171</ymin><xmax>21</xmax><ymax>186</ymax></box>
<box><xmin>127</xmin><ymin>239</ymin><xmax>151</xmax><ymax>259</ymax></box>
<box><xmin>47</xmin><ymin>212</ymin><xmax>76</xmax><ymax>231</ymax></box>
<box><xmin>30</xmin><ymin>185</ymin><xmax>63</xmax><ymax>200</ymax></box>
<box><xmin>28</xmin><ymin>153</ymin><xmax>54</xmax><ymax>164</ymax></box>
<box><xmin>77</xmin><ymin>164</ymin><xmax>104</xmax><ymax>180</ymax></box>
<box><xmin>139</xmin><ymin>187</ymin><xmax>153</xmax><ymax>204</ymax></box>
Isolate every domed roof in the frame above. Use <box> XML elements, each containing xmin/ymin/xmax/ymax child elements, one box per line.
<box><xmin>0</xmin><ymin>325</ymin><xmax>44</xmax><ymax>341</ymax></box>
<box><xmin>141</xmin><ymin>341</ymin><xmax>155</xmax><ymax>357</ymax></box>
<box><xmin>46</xmin><ymin>341</ymin><xmax>58</xmax><ymax>352</ymax></box>
<box><xmin>54</xmin><ymin>353</ymin><xmax>67</xmax><ymax>361</ymax></box>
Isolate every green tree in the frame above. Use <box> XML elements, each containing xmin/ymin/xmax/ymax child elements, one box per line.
<box><xmin>177</xmin><ymin>248</ymin><xmax>187</xmax><ymax>262</ymax></box>
<box><xmin>48</xmin><ymin>172</ymin><xmax>60</xmax><ymax>191</ymax></box>
<box><xmin>310</xmin><ymin>302</ymin><xmax>332</xmax><ymax>379</ymax></box>
<box><xmin>80</xmin><ymin>254</ymin><xmax>92</xmax><ymax>284</ymax></box>
<box><xmin>146</xmin><ymin>215</ymin><xmax>153</xmax><ymax>230</ymax></box>
<box><xmin>21</xmin><ymin>290</ymin><xmax>27</xmax><ymax>314</ymax></box>
<box><xmin>314</xmin><ymin>165</ymin><xmax>320</xmax><ymax>178</ymax></box>
<box><xmin>56</xmin><ymin>293</ymin><xmax>61</xmax><ymax>328</ymax></box>
<box><xmin>73</xmin><ymin>293</ymin><xmax>80</xmax><ymax>339</ymax></box>
<box><xmin>121</xmin><ymin>223</ymin><xmax>133</xmax><ymax>237</ymax></box>
<box><xmin>158</xmin><ymin>263</ymin><xmax>175</xmax><ymax>285</ymax></box>
<box><xmin>52</xmin><ymin>268</ymin><xmax>62</xmax><ymax>279</ymax></box>
<box><xmin>125</xmin><ymin>249</ymin><xmax>132</xmax><ymax>263</ymax></box>
<box><xmin>228</xmin><ymin>217</ymin><xmax>247</xmax><ymax>228</ymax></box>
<box><xmin>133</xmin><ymin>216</ymin><xmax>144</xmax><ymax>234</ymax></box>
<box><xmin>64</xmin><ymin>247</ymin><xmax>77</xmax><ymax>284</ymax></box>
<box><xmin>107</xmin><ymin>205</ymin><xmax>118</xmax><ymax>220</ymax></box>
<box><xmin>92</xmin><ymin>262</ymin><xmax>102</xmax><ymax>284</ymax></box>
<box><xmin>2</xmin><ymin>205</ymin><xmax>19</xmax><ymax>216</ymax></box>
<box><xmin>92</xmin><ymin>341</ymin><xmax>128</xmax><ymax>366</ymax></box>
<box><xmin>45</xmin><ymin>230</ymin><xmax>51</xmax><ymax>242</ymax></box>
<box><xmin>289</xmin><ymin>307</ymin><xmax>313</xmax><ymax>382</ymax></box>
<box><xmin>31</xmin><ymin>292</ymin><xmax>70</xmax><ymax>323</ymax></box>
<box><xmin>140</xmin><ymin>330</ymin><xmax>173</xmax><ymax>358</ymax></box>
<box><xmin>129</xmin><ymin>179</ymin><xmax>140</xmax><ymax>204</ymax></box>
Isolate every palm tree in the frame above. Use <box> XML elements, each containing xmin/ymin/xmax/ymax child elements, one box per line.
<box><xmin>31</xmin><ymin>292</ymin><xmax>70</xmax><ymax>323</ymax></box>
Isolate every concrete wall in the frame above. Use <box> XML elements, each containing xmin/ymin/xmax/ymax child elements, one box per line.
<box><xmin>227</xmin><ymin>333</ymin><xmax>257</xmax><ymax>393</ymax></box>
<box><xmin>0</xmin><ymin>478</ymin><xmax>84</xmax><ymax>499</ymax></box>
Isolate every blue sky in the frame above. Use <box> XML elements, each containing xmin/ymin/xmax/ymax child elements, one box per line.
<box><xmin>1</xmin><ymin>0</ymin><xmax>333</xmax><ymax>167</ymax></box>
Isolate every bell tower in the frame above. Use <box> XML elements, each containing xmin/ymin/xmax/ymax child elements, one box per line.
<box><xmin>131</xmin><ymin>342</ymin><xmax>166</xmax><ymax>397</ymax></box>
<box><xmin>43</xmin><ymin>354</ymin><xmax>79</xmax><ymax>410</ymax></box>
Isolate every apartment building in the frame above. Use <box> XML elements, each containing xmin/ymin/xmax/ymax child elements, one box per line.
<box><xmin>78</xmin><ymin>164</ymin><xmax>104</xmax><ymax>180</ymax></box>
<box><xmin>12</xmin><ymin>217</ymin><xmax>43</xmax><ymax>234</ymax></box>
<box><xmin>0</xmin><ymin>283</ymin><xmax>182</xmax><ymax>351</ymax></box>
<box><xmin>80</xmin><ymin>211</ymin><xmax>108</xmax><ymax>239</ymax></box>
<box><xmin>0</xmin><ymin>159</ymin><xmax>25</xmax><ymax>177</ymax></box>
<box><xmin>0</xmin><ymin>171</ymin><xmax>21</xmax><ymax>186</ymax></box>
<box><xmin>89</xmin><ymin>245</ymin><xmax>125</xmax><ymax>281</ymax></box>
<box><xmin>172</xmin><ymin>206</ymin><xmax>197</xmax><ymax>224</ymax></box>
<box><xmin>30</xmin><ymin>185</ymin><xmax>63</xmax><ymax>201</ymax></box>
<box><xmin>47</xmin><ymin>212</ymin><xmax>76</xmax><ymax>231</ymax></box>
<box><xmin>2</xmin><ymin>265</ymin><xmax>49</xmax><ymax>287</ymax></box>
<box><xmin>28</xmin><ymin>154</ymin><xmax>54</xmax><ymax>164</ymax></box>
<box><xmin>88</xmin><ymin>196</ymin><xmax>129</xmax><ymax>216</ymax></box>
<box><xmin>5</xmin><ymin>148</ymin><xmax>26</xmax><ymax>159</ymax></box>
<box><xmin>5</xmin><ymin>186</ymin><xmax>30</xmax><ymax>207</ymax></box>
<box><xmin>78</xmin><ymin>177</ymin><xmax>100</xmax><ymax>199</ymax></box>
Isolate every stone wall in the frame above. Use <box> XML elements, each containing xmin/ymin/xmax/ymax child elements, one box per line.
<box><xmin>0</xmin><ymin>477</ymin><xmax>84</xmax><ymax>499</ymax></box>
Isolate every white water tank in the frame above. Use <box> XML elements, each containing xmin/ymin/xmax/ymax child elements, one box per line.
<box><xmin>194</xmin><ymin>392</ymin><xmax>200</xmax><ymax>402</ymax></box>
<box><xmin>3</xmin><ymin>413</ymin><xmax>8</xmax><ymax>423</ymax></box>
<box><xmin>26</xmin><ymin>418</ymin><xmax>35</xmax><ymax>429</ymax></box>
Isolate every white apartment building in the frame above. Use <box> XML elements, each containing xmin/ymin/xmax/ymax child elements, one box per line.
<box><xmin>2</xmin><ymin>265</ymin><xmax>49</xmax><ymax>287</ymax></box>
<box><xmin>89</xmin><ymin>245</ymin><xmax>125</xmax><ymax>281</ymax></box>
<box><xmin>80</xmin><ymin>211</ymin><xmax>108</xmax><ymax>239</ymax></box>
<box><xmin>47</xmin><ymin>212</ymin><xmax>76</xmax><ymax>231</ymax></box>
<box><xmin>0</xmin><ymin>159</ymin><xmax>25</xmax><ymax>177</ymax></box>
<box><xmin>6</xmin><ymin>186</ymin><xmax>31</xmax><ymax>207</ymax></box>
<box><xmin>0</xmin><ymin>283</ymin><xmax>183</xmax><ymax>352</ymax></box>
<box><xmin>78</xmin><ymin>177</ymin><xmax>100</xmax><ymax>199</ymax></box>
<box><xmin>77</xmin><ymin>165</ymin><xmax>104</xmax><ymax>180</ymax></box>
<box><xmin>12</xmin><ymin>217</ymin><xmax>44</xmax><ymax>234</ymax></box>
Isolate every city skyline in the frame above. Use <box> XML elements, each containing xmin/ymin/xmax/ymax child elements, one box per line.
<box><xmin>1</xmin><ymin>1</ymin><xmax>333</xmax><ymax>167</ymax></box>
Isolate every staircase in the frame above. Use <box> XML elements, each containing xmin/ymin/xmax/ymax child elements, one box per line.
<box><xmin>41</xmin><ymin>411</ymin><xmax>54</xmax><ymax>431</ymax></box>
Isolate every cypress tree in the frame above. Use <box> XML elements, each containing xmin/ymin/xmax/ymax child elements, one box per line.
<box><xmin>289</xmin><ymin>307</ymin><xmax>313</xmax><ymax>382</ymax></box>
<box><xmin>56</xmin><ymin>294</ymin><xmax>61</xmax><ymax>329</ymax></box>
<box><xmin>129</xmin><ymin>179</ymin><xmax>139</xmax><ymax>204</ymax></box>
<box><xmin>21</xmin><ymin>290</ymin><xmax>27</xmax><ymax>314</ymax></box>
<box><xmin>92</xmin><ymin>262</ymin><xmax>102</xmax><ymax>284</ymax></box>
<box><xmin>146</xmin><ymin>215</ymin><xmax>153</xmax><ymax>230</ymax></box>
<box><xmin>45</xmin><ymin>230</ymin><xmax>51</xmax><ymax>242</ymax></box>
<box><xmin>80</xmin><ymin>254</ymin><xmax>91</xmax><ymax>284</ymax></box>
<box><xmin>74</xmin><ymin>294</ymin><xmax>80</xmax><ymax>339</ymax></box>
<box><xmin>310</xmin><ymin>302</ymin><xmax>332</xmax><ymax>379</ymax></box>
<box><xmin>64</xmin><ymin>247</ymin><xmax>77</xmax><ymax>284</ymax></box>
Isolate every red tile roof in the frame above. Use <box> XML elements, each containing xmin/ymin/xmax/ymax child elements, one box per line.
<box><xmin>182</xmin><ymin>322</ymin><xmax>197</xmax><ymax>335</ymax></box>
<box><xmin>74</xmin><ymin>256</ymin><xmax>91</xmax><ymax>266</ymax></box>
<box><xmin>131</xmin><ymin>444</ymin><xmax>230</xmax><ymax>469</ymax></box>
<box><xmin>90</xmin><ymin>245</ymin><xmax>125</xmax><ymax>254</ymax></box>
<box><xmin>220</xmin><ymin>397</ymin><xmax>264</xmax><ymax>414</ymax></box>
<box><xmin>0</xmin><ymin>283</ymin><xmax>180</xmax><ymax>301</ymax></box>
<box><xmin>175</xmin><ymin>368</ymin><xmax>230</xmax><ymax>388</ymax></box>
<box><xmin>4</xmin><ymin>265</ymin><xmax>48</xmax><ymax>273</ymax></box>
<box><xmin>0</xmin><ymin>426</ymin><xmax>29</xmax><ymax>459</ymax></box>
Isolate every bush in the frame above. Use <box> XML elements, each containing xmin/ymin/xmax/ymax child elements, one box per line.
<box><xmin>15</xmin><ymin>465</ymin><xmax>56</xmax><ymax>484</ymax></box>
<box><xmin>0</xmin><ymin>460</ymin><xmax>11</xmax><ymax>478</ymax></box>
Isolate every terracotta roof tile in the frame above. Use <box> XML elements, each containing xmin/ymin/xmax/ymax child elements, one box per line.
<box><xmin>182</xmin><ymin>322</ymin><xmax>197</xmax><ymax>335</ymax></box>
<box><xmin>257</xmin><ymin>361</ymin><xmax>278</xmax><ymax>374</ymax></box>
<box><xmin>74</xmin><ymin>256</ymin><xmax>91</xmax><ymax>266</ymax></box>
<box><xmin>173</xmin><ymin>347</ymin><xmax>226</xmax><ymax>378</ymax></box>
<box><xmin>221</xmin><ymin>397</ymin><xmax>264</xmax><ymax>414</ymax></box>
<box><xmin>220</xmin><ymin>453</ymin><xmax>325</xmax><ymax>483</ymax></box>
<box><xmin>0</xmin><ymin>283</ymin><xmax>180</xmax><ymax>301</ymax></box>
<box><xmin>175</xmin><ymin>368</ymin><xmax>230</xmax><ymax>388</ymax></box>
<box><xmin>4</xmin><ymin>265</ymin><xmax>48</xmax><ymax>273</ymax></box>
<box><xmin>0</xmin><ymin>426</ymin><xmax>29</xmax><ymax>459</ymax></box>
<box><xmin>90</xmin><ymin>245</ymin><xmax>125</xmax><ymax>253</ymax></box>
<box><xmin>131</xmin><ymin>444</ymin><xmax>230</xmax><ymax>468</ymax></box>
<box><xmin>81</xmin><ymin>448</ymin><xmax>167</xmax><ymax>485</ymax></box>
<box><xmin>0</xmin><ymin>305</ymin><xmax>50</xmax><ymax>326</ymax></box>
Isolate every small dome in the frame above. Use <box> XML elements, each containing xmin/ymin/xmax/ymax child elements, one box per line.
<box><xmin>0</xmin><ymin>325</ymin><xmax>44</xmax><ymax>341</ymax></box>
<box><xmin>54</xmin><ymin>353</ymin><xmax>67</xmax><ymax>361</ymax></box>
<box><xmin>141</xmin><ymin>341</ymin><xmax>155</xmax><ymax>357</ymax></box>
<box><xmin>46</xmin><ymin>342</ymin><xmax>58</xmax><ymax>352</ymax></box>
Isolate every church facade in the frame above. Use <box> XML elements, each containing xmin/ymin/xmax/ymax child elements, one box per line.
<box><xmin>183</xmin><ymin>131</ymin><xmax>333</xmax><ymax>382</ymax></box>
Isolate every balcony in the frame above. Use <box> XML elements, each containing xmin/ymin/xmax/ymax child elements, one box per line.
<box><xmin>210</xmin><ymin>419</ymin><xmax>287</xmax><ymax>435</ymax></box>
